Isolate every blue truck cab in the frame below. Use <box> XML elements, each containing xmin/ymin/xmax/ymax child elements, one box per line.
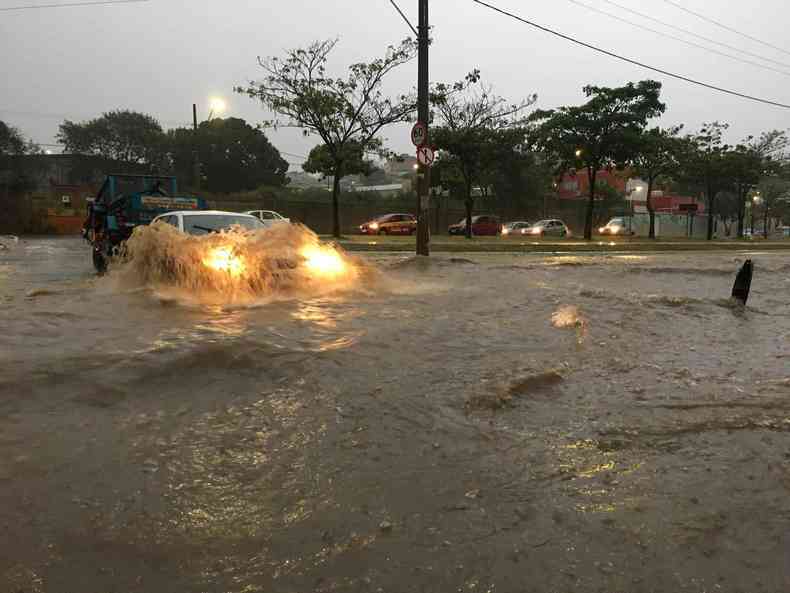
<box><xmin>84</xmin><ymin>174</ymin><xmax>208</xmax><ymax>272</ymax></box>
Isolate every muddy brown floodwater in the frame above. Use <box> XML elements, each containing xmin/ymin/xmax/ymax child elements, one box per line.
<box><xmin>1</xmin><ymin>236</ymin><xmax>789</xmax><ymax>593</ymax></box>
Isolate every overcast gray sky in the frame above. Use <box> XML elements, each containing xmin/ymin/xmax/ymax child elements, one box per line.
<box><xmin>2</xmin><ymin>0</ymin><xmax>789</xmax><ymax>168</ymax></box>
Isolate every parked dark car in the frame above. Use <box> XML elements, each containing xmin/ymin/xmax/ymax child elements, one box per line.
<box><xmin>360</xmin><ymin>213</ymin><xmax>417</xmax><ymax>235</ymax></box>
<box><xmin>448</xmin><ymin>215</ymin><xmax>501</xmax><ymax>236</ymax></box>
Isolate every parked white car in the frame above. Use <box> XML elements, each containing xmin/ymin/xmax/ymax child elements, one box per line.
<box><xmin>151</xmin><ymin>210</ymin><xmax>264</xmax><ymax>235</ymax></box>
<box><xmin>244</xmin><ymin>210</ymin><xmax>290</xmax><ymax>228</ymax></box>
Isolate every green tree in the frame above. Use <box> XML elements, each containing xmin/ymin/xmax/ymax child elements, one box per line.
<box><xmin>632</xmin><ymin>125</ymin><xmax>683</xmax><ymax>239</ymax></box>
<box><xmin>58</xmin><ymin>110</ymin><xmax>168</xmax><ymax>171</ymax></box>
<box><xmin>529</xmin><ymin>81</ymin><xmax>666</xmax><ymax>240</ymax></box>
<box><xmin>489</xmin><ymin>150</ymin><xmax>553</xmax><ymax>221</ymax></box>
<box><xmin>431</xmin><ymin>73</ymin><xmax>536</xmax><ymax>238</ymax></box>
<box><xmin>0</xmin><ymin>121</ymin><xmax>41</xmax><ymax>190</ymax></box>
<box><xmin>302</xmin><ymin>141</ymin><xmax>373</xmax><ymax>187</ymax></box>
<box><xmin>169</xmin><ymin>117</ymin><xmax>288</xmax><ymax>192</ymax></box>
<box><xmin>0</xmin><ymin>121</ymin><xmax>42</xmax><ymax>232</ymax></box>
<box><xmin>237</xmin><ymin>38</ymin><xmax>416</xmax><ymax>238</ymax></box>
<box><xmin>678</xmin><ymin>122</ymin><xmax>733</xmax><ymax>240</ymax></box>
<box><xmin>757</xmin><ymin>171</ymin><xmax>790</xmax><ymax>237</ymax></box>
<box><xmin>722</xmin><ymin>131</ymin><xmax>787</xmax><ymax>238</ymax></box>
<box><xmin>725</xmin><ymin>142</ymin><xmax>762</xmax><ymax>238</ymax></box>
<box><xmin>0</xmin><ymin>121</ymin><xmax>28</xmax><ymax>156</ymax></box>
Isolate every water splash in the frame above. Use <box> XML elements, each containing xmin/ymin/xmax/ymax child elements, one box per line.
<box><xmin>108</xmin><ymin>222</ymin><xmax>375</xmax><ymax>304</ymax></box>
<box><xmin>551</xmin><ymin>305</ymin><xmax>586</xmax><ymax>329</ymax></box>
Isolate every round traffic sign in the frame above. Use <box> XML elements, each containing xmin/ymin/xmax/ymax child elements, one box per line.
<box><xmin>416</xmin><ymin>145</ymin><xmax>435</xmax><ymax>167</ymax></box>
<box><xmin>411</xmin><ymin>122</ymin><xmax>428</xmax><ymax>147</ymax></box>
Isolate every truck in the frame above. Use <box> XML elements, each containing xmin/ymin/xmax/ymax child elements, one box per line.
<box><xmin>83</xmin><ymin>174</ymin><xmax>208</xmax><ymax>272</ymax></box>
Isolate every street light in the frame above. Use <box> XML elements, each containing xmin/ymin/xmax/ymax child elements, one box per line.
<box><xmin>208</xmin><ymin>97</ymin><xmax>227</xmax><ymax>120</ymax></box>
<box><xmin>575</xmin><ymin>149</ymin><xmax>582</xmax><ymax>157</ymax></box>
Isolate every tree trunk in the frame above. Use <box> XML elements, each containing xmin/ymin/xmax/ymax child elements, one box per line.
<box><xmin>647</xmin><ymin>176</ymin><xmax>656</xmax><ymax>239</ymax></box>
<box><xmin>331</xmin><ymin>165</ymin><xmax>342</xmax><ymax>239</ymax></box>
<box><xmin>464</xmin><ymin>194</ymin><xmax>473</xmax><ymax>239</ymax></box>
<box><xmin>584</xmin><ymin>168</ymin><xmax>597</xmax><ymax>240</ymax></box>
<box><xmin>763</xmin><ymin>207</ymin><xmax>769</xmax><ymax>238</ymax></box>
<box><xmin>706</xmin><ymin>184</ymin><xmax>715</xmax><ymax>241</ymax></box>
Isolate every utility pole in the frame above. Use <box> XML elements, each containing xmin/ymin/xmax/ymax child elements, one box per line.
<box><xmin>415</xmin><ymin>0</ymin><xmax>430</xmax><ymax>256</ymax></box>
<box><xmin>192</xmin><ymin>104</ymin><xmax>201</xmax><ymax>191</ymax></box>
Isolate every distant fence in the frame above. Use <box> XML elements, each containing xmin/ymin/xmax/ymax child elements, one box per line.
<box><xmin>625</xmin><ymin>212</ymin><xmax>714</xmax><ymax>238</ymax></box>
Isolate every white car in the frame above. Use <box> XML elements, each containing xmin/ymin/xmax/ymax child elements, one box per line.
<box><xmin>526</xmin><ymin>219</ymin><xmax>571</xmax><ymax>237</ymax></box>
<box><xmin>501</xmin><ymin>221</ymin><xmax>532</xmax><ymax>236</ymax></box>
<box><xmin>598</xmin><ymin>217</ymin><xmax>634</xmax><ymax>236</ymax></box>
<box><xmin>244</xmin><ymin>210</ymin><xmax>290</xmax><ymax>228</ymax></box>
<box><xmin>151</xmin><ymin>210</ymin><xmax>265</xmax><ymax>235</ymax></box>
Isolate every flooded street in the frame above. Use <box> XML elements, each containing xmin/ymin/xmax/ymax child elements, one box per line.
<box><xmin>2</xmin><ymin>236</ymin><xmax>789</xmax><ymax>593</ymax></box>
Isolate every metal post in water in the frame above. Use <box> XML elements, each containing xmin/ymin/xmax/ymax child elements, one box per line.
<box><xmin>731</xmin><ymin>259</ymin><xmax>753</xmax><ymax>305</ymax></box>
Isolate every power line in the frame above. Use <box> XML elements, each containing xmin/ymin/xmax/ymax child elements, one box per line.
<box><xmin>470</xmin><ymin>0</ymin><xmax>790</xmax><ymax>110</ymax></box>
<box><xmin>566</xmin><ymin>0</ymin><xmax>790</xmax><ymax>78</ymax></box>
<box><xmin>1</xmin><ymin>0</ymin><xmax>147</xmax><ymax>11</ymax></box>
<box><xmin>386</xmin><ymin>0</ymin><xmax>418</xmax><ymax>37</ymax></box>
<box><xmin>598</xmin><ymin>0</ymin><xmax>790</xmax><ymax>70</ymax></box>
<box><xmin>661</xmin><ymin>0</ymin><xmax>790</xmax><ymax>58</ymax></box>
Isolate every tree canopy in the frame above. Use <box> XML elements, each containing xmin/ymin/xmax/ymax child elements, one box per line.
<box><xmin>431</xmin><ymin>72</ymin><xmax>536</xmax><ymax>238</ymax></box>
<box><xmin>530</xmin><ymin>80</ymin><xmax>666</xmax><ymax>239</ymax></box>
<box><xmin>0</xmin><ymin>121</ymin><xmax>29</xmax><ymax>156</ymax></box>
<box><xmin>169</xmin><ymin>117</ymin><xmax>288</xmax><ymax>193</ymax></box>
<box><xmin>58</xmin><ymin>110</ymin><xmax>167</xmax><ymax>172</ymax></box>
<box><xmin>631</xmin><ymin>125</ymin><xmax>683</xmax><ymax>238</ymax></box>
<box><xmin>677</xmin><ymin>122</ymin><xmax>733</xmax><ymax>240</ymax></box>
<box><xmin>237</xmin><ymin>38</ymin><xmax>416</xmax><ymax>237</ymax></box>
<box><xmin>303</xmin><ymin>141</ymin><xmax>373</xmax><ymax>180</ymax></box>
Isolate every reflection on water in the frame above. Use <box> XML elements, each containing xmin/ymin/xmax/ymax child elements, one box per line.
<box><xmin>1</xmin><ymin>239</ymin><xmax>790</xmax><ymax>592</ymax></box>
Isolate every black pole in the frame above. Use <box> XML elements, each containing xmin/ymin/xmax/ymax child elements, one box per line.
<box><xmin>415</xmin><ymin>0</ymin><xmax>430</xmax><ymax>256</ymax></box>
<box><xmin>192</xmin><ymin>104</ymin><xmax>201</xmax><ymax>191</ymax></box>
<box><xmin>731</xmin><ymin>259</ymin><xmax>753</xmax><ymax>305</ymax></box>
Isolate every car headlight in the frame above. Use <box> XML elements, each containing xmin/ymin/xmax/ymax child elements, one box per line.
<box><xmin>502</xmin><ymin>228</ymin><xmax>509</xmax><ymax>235</ymax></box>
<box><xmin>370</xmin><ymin>222</ymin><xmax>379</xmax><ymax>230</ymax></box>
<box><xmin>610</xmin><ymin>226</ymin><xmax>621</xmax><ymax>234</ymax></box>
<box><xmin>599</xmin><ymin>227</ymin><xmax>605</xmax><ymax>233</ymax></box>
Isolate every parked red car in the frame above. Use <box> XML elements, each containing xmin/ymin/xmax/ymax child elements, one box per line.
<box><xmin>448</xmin><ymin>215</ymin><xmax>501</xmax><ymax>236</ymax></box>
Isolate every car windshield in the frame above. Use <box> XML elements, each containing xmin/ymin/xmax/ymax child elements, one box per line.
<box><xmin>533</xmin><ymin>220</ymin><xmax>550</xmax><ymax>227</ymax></box>
<box><xmin>607</xmin><ymin>219</ymin><xmax>624</xmax><ymax>226</ymax></box>
<box><xmin>182</xmin><ymin>214</ymin><xmax>264</xmax><ymax>235</ymax></box>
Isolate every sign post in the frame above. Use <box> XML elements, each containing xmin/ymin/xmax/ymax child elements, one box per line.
<box><xmin>416</xmin><ymin>146</ymin><xmax>435</xmax><ymax>167</ymax></box>
<box><xmin>411</xmin><ymin>122</ymin><xmax>427</xmax><ymax>148</ymax></box>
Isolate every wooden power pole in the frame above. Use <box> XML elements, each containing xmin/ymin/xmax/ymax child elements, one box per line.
<box><xmin>192</xmin><ymin>103</ymin><xmax>201</xmax><ymax>191</ymax></box>
<box><xmin>415</xmin><ymin>0</ymin><xmax>430</xmax><ymax>256</ymax></box>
